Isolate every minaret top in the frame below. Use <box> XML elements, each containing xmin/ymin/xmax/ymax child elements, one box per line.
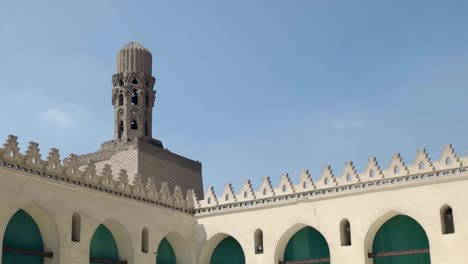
<box><xmin>116</xmin><ymin>42</ymin><xmax>152</xmax><ymax>75</ymax></box>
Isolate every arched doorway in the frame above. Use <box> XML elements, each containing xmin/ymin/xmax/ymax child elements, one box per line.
<box><xmin>370</xmin><ymin>215</ymin><xmax>431</xmax><ymax>264</ymax></box>
<box><xmin>282</xmin><ymin>226</ymin><xmax>330</xmax><ymax>264</ymax></box>
<box><xmin>210</xmin><ymin>236</ymin><xmax>245</xmax><ymax>264</ymax></box>
<box><xmin>2</xmin><ymin>209</ymin><xmax>52</xmax><ymax>264</ymax></box>
<box><xmin>90</xmin><ymin>224</ymin><xmax>120</xmax><ymax>264</ymax></box>
<box><xmin>156</xmin><ymin>237</ymin><xmax>176</xmax><ymax>264</ymax></box>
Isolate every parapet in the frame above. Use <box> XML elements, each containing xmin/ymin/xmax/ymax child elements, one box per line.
<box><xmin>0</xmin><ymin>135</ymin><xmax>198</xmax><ymax>214</ymax></box>
<box><xmin>195</xmin><ymin>144</ymin><xmax>468</xmax><ymax>216</ymax></box>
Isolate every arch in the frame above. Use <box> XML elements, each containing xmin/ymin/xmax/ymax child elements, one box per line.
<box><xmin>90</xmin><ymin>225</ymin><xmax>119</xmax><ymax>263</ymax></box>
<box><xmin>254</xmin><ymin>229</ymin><xmax>263</xmax><ymax>254</ymax></box>
<box><xmin>211</xmin><ymin>237</ymin><xmax>245</xmax><ymax>264</ymax></box>
<box><xmin>340</xmin><ymin>219</ymin><xmax>351</xmax><ymax>246</ymax></box>
<box><xmin>89</xmin><ymin>220</ymin><xmax>133</xmax><ymax>264</ymax></box>
<box><xmin>440</xmin><ymin>205</ymin><xmax>455</xmax><ymax>234</ymax></box>
<box><xmin>131</xmin><ymin>89</ymin><xmax>138</xmax><ymax>105</ymax></box>
<box><xmin>157</xmin><ymin>231</ymin><xmax>191</xmax><ymax>264</ymax></box>
<box><xmin>118</xmin><ymin>121</ymin><xmax>124</xmax><ymax>140</ymax></box>
<box><xmin>274</xmin><ymin>223</ymin><xmax>330</xmax><ymax>263</ymax></box>
<box><xmin>367</xmin><ymin>214</ymin><xmax>431</xmax><ymax>264</ymax></box>
<box><xmin>141</xmin><ymin>228</ymin><xmax>149</xmax><ymax>253</ymax></box>
<box><xmin>131</xmin><ymin>120</ymin><xmax>138</xmax><ymax>130</ymax></box>
<box><xmin>72</xmin><ymin>213</ymin><xmax>81</xmax><ymax>242</ymax></box>
<box><xmin>199</xmin><ymin>233</ymin><xmax>246</xmax><ymax>264</ymax></box>
<box><xmin>1</xmin><ymin>204</ymin><xmax>60</xmax><ymax>264</ymax></box>
<box><xmin>156</xmin><ymin>238</ymin><xmax>175</xmax><ymax>264</ymax></box>
<box><xmin>145</xmin><ymin>93</ymin><xmax>150</xmax><ymax>107</ymax></box>
<box><xmin>118</xmin><ymin>93</ymin><xmax>123</xmax><ymax>106</ymax></box>
<box><xmin>2</xmin><ymin>209</ymin><xmax>45</xmax><ymax>264</ymax></box>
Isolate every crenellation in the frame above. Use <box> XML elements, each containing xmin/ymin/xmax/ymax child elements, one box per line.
<box><xmin>237</xmin><ymin>180</ymin><xmax>256</xmax><ymax>202</ymax></box>
<box><xmin>100</xmin><ymin>164</ymin><xmax>115</xmax><ymax>188</ymax></box>
<box><xmin>25</xmin><ymin>142</ymin><xmax>42</xmax><ymax>168</ymax></box>
<box><xmin>295</xmin><ymin>169</ymin><xmax>315</xmax><ymax>192</ymax></box>
<box><xmin>46</xmin><ymin>148</ymin><xmax>62</xmax><ymax>172</ymax></box>
<box><xmin>386</xmin><ymin>153</ymin><xmax>410</xmax><ymax>177</ymax></box>
<box><xmin>337</xmin><ymin>161</ymin><xmax>360</xmax><ymax>185</ymax></box>
<box><xmin>159</xmin><ymin>182</ymin><xmax>173</xmax><ymax>205</ymax></box>
<box><xmin>63</xmin><ymin>154</ymin><xmax>80</xmax><ymax>177</ymax></box>
<box><xmin>360</xmin><ymin>157</ymin><xmax>383</xmax><ymax>181</ymax></box>
<box><xmin>410</xmin><ymin>149</ymin><xmax>435</xmax><ymax>174</ymax></box>
<box><xmin>3</xmin><ymin>135</ymin><xmax>20</xmax><ymax>161</ymax></box>
<box><xmin>276</xmin><ymin>173</ymin><xmax>295</xmax><ymax>195</ymax></box>
<box><xmin>315</xmin><ymin>165</ymin><xmax>337</xmax><ymax>189</ymax></box>
<box><xmin>200</xmin><ymin>187</ymin><xmax>218</xmax><ymax>207</ymax></box>
<box><xmin>219</xmin><ymin>183</ymin><xmax>237</xmax><ymax>204</ymax></box>
<box><xmin>437</xmin><ymin>144</ymin><xmax>463</xmax><ymax>169</ymax></box>
<box><xmin>256</xmin><ymin>177</ymin><xmax>275</xmax><ymax>198</ymax></box>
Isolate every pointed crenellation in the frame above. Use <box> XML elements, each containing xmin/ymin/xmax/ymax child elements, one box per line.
<box><xmin>46</xmin><ymin>148</ymin><xmax>62</xmax><ymax>172</ymax></box>
<box><xmin>315</xmin><ymin>166</ymin><xmax>337</xmax><ymax>189</ymax></box>
<box><xmin>237</xmin><ymin>180</ymin><xmax>256</xmax><ymax>202</ymax></box>
<box><xmin>173</xmin><ymin>186</ymin><xmax>185</xmax><ymax>207</ymax></box>
<box><xmin>159</xmin><ymin>182</ymin><xmax>173</xmax><ymax>205</ymax></box>
<box><xmin>295</xmin><ymin>170</ymin><xmax>315</xmax><ymax>192</ymax></box>
<box><xmin>186</xmin><ymin>189</ymin><xmax>199</xmax><ymax>209</ymax></box>
<box><xmin>256</xmin><ymin>177</ymin><xmax>275</xmax><ymax>198</ymax></box>
<box><xmin>24</xmin><ymin>142</ymin><xmax>42</xmax><ymax>168</ymax></box>
<box><xmin>200</xmin><ymin>186</ymin><xmax>218</xmax><ymax>207</ymax></box>
<box><xmin>83</xmin><ymin>160</ymin><xmax>98</xmax><ymax>183</ymax></box>
<box><xmin>63</xmin><ymin>154</ymin><xmax>80</xmax><ymax>178</ymax></box>
<box><xmin>409</xmin><ymin>149</ymin><xmax>435</xmax><ymax>174</ymax></box>
<box><xmin>100</xmin><ymin>164</ymin><xmax>114</xmax><ymax>188</ymax></box>
<box><xmin>360</xmin><ymin>157</ymin><xmax>383</xmax><ymax>181</ymax></box>
<box><xmin>337</xmin><ymin>161</ymin><xmax>360</xmax><ymax>185</ymax></box>
<box><xmin>2</xmin><ymin>135</ymin><xmax>21</xmax><ymax>161</ymax></box>
<box><xmin>219</xmin><ymin>183</ymin><xmax>237</xmax><ymax>204</ymax></box>
<box><xmin>276</xmin><ymin>173</ymin><xmax>295</xmax><ymax>195</ymax></box>
<box><xmin>116</xmin><ymin>169</ymin><xmax>131</xmax><ymax>192</ymax></box>
<box><xmin>386</xmin><ymin>153</ymin><xmax>410</xmax><ymax>178</ymax></box>
<box><xmin>437</xmin><ymin>144</ymin><xmax>463</xmax><ymax>169</ymax></box>
<box><xmin>145</xmin><ymin>177</ymin><xmax>159</xmax><ymax>199</ymax></box>
<box><xmin>131</xmin><ymin>175</ymin><xmax>147</xmax><ymax>196</ymax></box>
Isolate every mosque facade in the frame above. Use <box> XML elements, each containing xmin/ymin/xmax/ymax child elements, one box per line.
<box><xmin>0</xmin><ymin>42</ymin><xmax>466</xmax><ymax>264</ymax></box>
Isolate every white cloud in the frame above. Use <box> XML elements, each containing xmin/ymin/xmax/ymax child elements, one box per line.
<box><xmin>40</xmin><ymin>108</ymin><xmax>75</xmax><ymax>126</ymax></box>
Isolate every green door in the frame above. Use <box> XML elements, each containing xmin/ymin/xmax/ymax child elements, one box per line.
<box><xmin>156</xmin><ymin>237</ymin><xmax>176</xmax><ymax>264</ymax></box>
<box><xmin>210</xmin><ymin>236</ymin><xmax>245</xmax><ymax>264</ymax></box>
<box><xmin>90</xmin><ymin>224</ymin><xmax>119</xmax><ymax>264</ymax></box>
<box><xmin>284</xmin><ymin>226</ymin><xmax>330</xmax><ymax>264</ymax></box>
<box><xmin>2</xmin><ymin>209</ymin><xmax>45</xmax><ymax>264</ymax></box>
<box><xmin>373</xmin><ymin>215</ymin><xmax>431</xmax><ymax>264</ymax></box>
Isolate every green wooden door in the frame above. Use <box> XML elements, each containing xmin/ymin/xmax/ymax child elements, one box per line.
<box><xmin>156</xmin><ymin>237</ymin><xmax>176</xmax><ymax>264</ymax></box>
<box><xmin>373</xmin><ymin>215</ymin><xmax>431</xmax><ymax>264</ymax></box>
<box><xmin>210</xmin><ymin>236</ymin><xmax>245</xmax><ymax>264</ymax></box>
<box><xmin>90</xmin><ymin>224</ymin><xmax>119</xmax><ymax>264</ymax></box>
<box><xmin>2</xmin><ymin>209</ymin><xmax>45</xmax><ymax>264</ymax></box>
<box><xmin>284</xmin><ymin>226</ymin><xmax>330</xmax><ymax>263</ymax></box>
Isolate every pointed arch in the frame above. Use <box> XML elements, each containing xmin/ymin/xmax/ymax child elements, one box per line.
<box><xmin>156</xmin><ymin>231</ymin><xmax>191</xmax><ymax>264</ymax></box>
<box><xmin>365</xmin><ymin>212</ymin><xmax>431</xmax><ymax>264</ymax></box>
<box><xmin>199</xmin><ymin>233</ymin><xmax>246</xmax><ymax>264</ymax></box>
<box><xmin>141</xmin><ymin>228</ymin><xmax>148</xmax><ymax>253</ymax></box>
<box><xmin>274</xmin><ymin>223</ymin><xmax>330</xmax><ymax>264</ymax></box>
<box><xmin>89</xmin><ymin>219</ymin><xmax>133</xmax><ymax>264</ymax></box>
<box><xmin>2</xmin><ymin>205</ymin><xmax>60</xmax><ymax>264</ymax></box>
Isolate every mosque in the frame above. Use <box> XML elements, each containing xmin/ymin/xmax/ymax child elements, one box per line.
<box><xmin>0</xmin><ymin>42</ymin><xmax>466</xmax><ymax>264</ymax></box>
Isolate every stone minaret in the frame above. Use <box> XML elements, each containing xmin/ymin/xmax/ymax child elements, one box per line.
<box><xmin>112</xmin><ymin>42</ymin><xmax>156</xmax><ymax>141</ymax></box>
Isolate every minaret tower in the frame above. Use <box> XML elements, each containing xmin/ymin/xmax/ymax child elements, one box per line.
<box><xmin>112</xmin><ymin>42</ymin><xmax>156</xmax><ymax>141</ymax></box>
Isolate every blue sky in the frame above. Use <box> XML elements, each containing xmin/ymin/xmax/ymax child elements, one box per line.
<box><xmin>1</xmin><ymin>0</ymin><xmax>468</xmax><ymax>194</ymax></box>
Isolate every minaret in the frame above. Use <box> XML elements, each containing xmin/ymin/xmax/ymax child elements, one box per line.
<box><xmin>112</xmin><ymin>42</ymin><xmax>156</xmax><ymax>141</ymax></box>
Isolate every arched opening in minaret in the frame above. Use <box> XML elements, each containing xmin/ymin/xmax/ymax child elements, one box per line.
<box><xmin>118</xmin><ymin>79</ymin><xmax>124</xmax><ymax>86</ymax></box>
<box><xmin>145</xmin><ymin>93</ymin><xmax>149</xmax><ymax>107</ymax></box>
<box><xmin>131</xmin><ymin>90</ymin><xmax>138</xmax><ymax>105</ymax></box>
<box><xmin>145</xmin><ymin>122</ymin><xmax>149</xmax><ymax>136</ymax></box>
<box><xmin>118</xmin><ymin>121</ymin><xmax>124</xmax><ymax>139</ymax></box>
<box><xmin>131</xmin><ymin>120</ymin><xmax>138</xmax><ymax>130</ymax></box>
<box><xmin>118</xmin><ymin>93</ymin><xmax>123</xmax><ymax>106</ymax></box>
<box><xmin>132</xmin><ymin>78</ymin><xmax>138</xmax><ymax>84</ymax></box>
